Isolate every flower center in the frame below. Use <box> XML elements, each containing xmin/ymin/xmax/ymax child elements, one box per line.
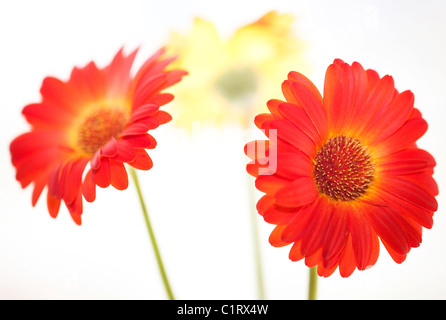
<box><xmin>313</xmin><ymin>135</ymin><xmax>374</xmax><ymax>201</ymax></box>
<box><xmin>214</xmin><ymin>67</ymin><xmax>258</xmax><ymax>102</ymax></box>
<box><xmin>77</xmin><ymin>108</ymin><xmax>127</xmax><ymax>155</ymax></box>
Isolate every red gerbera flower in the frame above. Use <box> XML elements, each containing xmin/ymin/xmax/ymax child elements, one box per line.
<box><xmin>10</xmin><ymin>48</ymin><xmax>187</xmax><ymax>225</ymax></box>
<box><xmin>245</xmin><ymin>59</ymin><xmax>438</xmax><ymax>277</ymax></box>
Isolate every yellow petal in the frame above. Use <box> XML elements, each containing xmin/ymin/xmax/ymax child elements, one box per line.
<box><xmin>166</xmin><ymin>11</ymin><xmax>309</xmax><ymax>131</ymax></box>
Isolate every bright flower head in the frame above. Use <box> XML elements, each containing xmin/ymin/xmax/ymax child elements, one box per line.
<box><xmin>10</xmin><ymin>48</ymin><xmax>187</xmax><ymax>225</ymax></box>
<box><xmin>245</xmin><ymin>59</ymin><xmax>438</xmax><ymax>277</ymax></box>
<box><xmin>167</xmin><ymin>11</ymin><xmax>307</xmax><ymax>129</ymax></box>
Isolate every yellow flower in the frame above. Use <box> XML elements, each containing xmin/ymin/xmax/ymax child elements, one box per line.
<box><xmin>166</xmin><ymin>11</ymin><xmax>308</xmax><ymax>129</ymax></box>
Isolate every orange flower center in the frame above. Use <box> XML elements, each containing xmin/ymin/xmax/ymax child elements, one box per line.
<box><xmin>313</xmin><ymin>135</ymin><xmax>374</xmax><ymax>201</ymax></box>
<box><xmin>77</xmin><ymin>108</ymin><xmax>127</xmax><ymax>155</ymax></box>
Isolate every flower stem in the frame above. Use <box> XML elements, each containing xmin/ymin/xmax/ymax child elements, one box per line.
<box><xmin>129</xmin><ymin>167</ymin><xmax>175</xmax><ymax>300</ymax></box>
<box><xmin>247</xmin><ymin>175</ymin><xmax>265</xmax><ymax>300</ymax></box>
<box><xmin>308</xmin><ymin>267</ymin><xmax>318</xmax><ymax>300</ymax></box>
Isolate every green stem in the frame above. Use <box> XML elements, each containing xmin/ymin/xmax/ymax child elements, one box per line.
<box><xmin>247</xmin><ymin>175</ymin><xmax>265</xmax><ymax>300</ymax></box>
<box><xmin>129</xmin><ymin>167</ymin><xmax>175</xmax><ymax>300</ymax></box>
<box><xmin>308</xmin><ymin>267</ymin><xmax>318</xmax><ymax>300</ymax></box>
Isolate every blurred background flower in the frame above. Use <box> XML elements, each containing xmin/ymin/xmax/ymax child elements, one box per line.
<box><xmin>0</xmin><ymin>0</ymin><xmax>445</xmax><ymax>300</ymax></box>
<box><xmin>166</xmin><ymin>11</ymin><xmax>308</xmax><ymax>129</ymax></box>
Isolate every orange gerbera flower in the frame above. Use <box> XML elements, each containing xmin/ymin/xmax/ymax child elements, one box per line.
<box><xmin>245</xmin><ymin>59</ymin><xmax>438</xmax><ymax>277</ymax></box>
<box><xmin>10</xmin><ymin>48</ymin><xmax>187</xmax><ymax>225</ymax></box>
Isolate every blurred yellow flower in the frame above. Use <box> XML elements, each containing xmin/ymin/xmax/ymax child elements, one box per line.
<box><xmin>166</xmin><ymin>11</ymin><xmax>308</xmax><ymax>129</ymax></box>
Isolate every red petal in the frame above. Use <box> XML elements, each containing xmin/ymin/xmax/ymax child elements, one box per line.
<box><xmin>263</xmin><ymin>119</ymin><xmax>317</xmax><ymax>158</ymax></box>
<box><xmin>82</xmin><ymin>170</ymin><xmax>96</xmax><ymax>203</ymax></box>
<box><xmin>378</xmin><ymin>176</ymin><xmax>438</xmax><ymax>212</ymax></box>
<box><xmin>14</xmin><ymin>148</ymin><xmax>64</xmax><ymax>188</ymax></box>
<box><xmin>277</xmin><ymin>102</ymin><xmax>322</xmax><ymax>144</ymax></box>
<box><xmin>373</xmin><ymin>117</ymin><xmax>428</xmax><ymax>155</ymax></box>
<box><xmin>104</xmin><ymin>47</ymin><xmax>137</xmax><ymax>96</ymax></box>
<box><xmin>321</xmin><ymin>205</ymin><xmax>350</xmax><ymax>269</ymax></box>
<box><xmin>153</xmin><ymin>110</ymin><xmax>172</xmax><ymax>125</ymax></box>
<box><xmin>379</xmin><ymin>148</ymin><xmax>436</xmax><ymax>175</ymax></box>
<box><xmin>132</xmin><ymin>73</ymin><xmax>165</xmax><ymax>106</ymax></box>
<box><xmin>263</xmin><ymin>207</ymin><xmax>297</xmax><ymax>225</ymax></box>
<box><xmin>304</xmin><ymin>248</ymin><xmax>322</xmax><ymax>268</ymax></box>
<box><xmin>92</xmin><ymin>157</ymin><xmax>111</xmax><ymax>188</ymax></box>
<box><xmin>323</xmin><ymin>61</ymin><xmax>355</xmax><ymax>134</ymax></box>
<box><xmin>269</xmin><ymin>225</ymin><xmax>290</xmax><ymax>247</ymax></box>
<box><xmin>300</xmin><ymin>197</ymin><xmax>333</xmax><ymax>256</ymax></box>
<box><xmin>69</xmin><ymin>62</ymin><xmax>105</xmax><ymax>102</ymax></box>
<box><xmin>128</xmin><ymin>104</ymin><xmax>159</xmax><ymax>123</ymax></box>
<box><xmin>348</xmin><ymin>62</ymin><xmax>368</xmax><ymax>126</ymax></box>
<box><xmin>101</xmin><ymin>137</ymin><xmax>118</xmax><ymax>157</ymax></box>
<box><xmin>90</xmin><ymin>150</ymin><xmax>101</xmax><ymax>170</ymax></box>
<box><xmin>349</xmin><ymin>207</ymin><xmax>379</xmax><ymax>270</ymax></box>
<box><xmin>64</xmin><ymin>158</ymin><xmax>88</xmax><ymax>204</ymax></box>
<box><xmin>377</xmin><ymin>189</ymin><xmax>433</xmax><ymax>229</ymax></box>
<box><xmin>66</xmin><ymin>190</ymin><xmax>83</xmax><ymax>225</ymax></box>
<box><xmin>282</xmin><ymin>77</ymin><xmax>328</xmax><ymax>139</ymax></box>
<box><xmin>128</xmin><ymin>149</ymin><xmax>153</xmax><ymax>170</ymax></box>
<box><xmin>365</xmin><ymin>69</ymin><xmax>380</xmax><ymax>95</ymax></box>
<box><xmin>245</xmin><ymin>139</ymin><xmax>278</xmax><ymax>177</ymax></box>
<box><xmin>246</xmin><ymin>160</ymin><xmax>261</xmax><ymax>177</ymax></box>
<box><xmin>110</xmin><ymin>160</ymin><xmax>129</xmax><ymax>190</ymax></box>
<box><xmin>399</xmin><ymin>172</ymin><xmax>439</xmax><ymax>197</ymax></box>
<box><xmin>148</xmin><ymin>93</ymin><xmax>174</xmax><ymax>106</ymax></box>
<box><xmin>289</xmin><ymin>241</ymin><xmax>305</xmax><ymax>262</ymax></box>
<box><xmin>266</xmin><ymin>99</ymin><xmax>285</xmax><ymax>117</ymax></box>
<box><xmin>339</xmin><ymin>236</ymin><xmax>356</xmax><ymax>278</ymax></box>
<box><xmin>132</xmin><ymin>57</ymin><xmax>186</xmax><ymax>106</ymax></box>
<box><xmin>40</xmin><ymin>77</ymin><xmax>80</xmax><ymax>112</ymax></box>
<box><xmin>254</xmin><ymin>113</ymin><xmax>275</xmax><ymax>131</ymax></box>
<box><xmin>47</xmin><ymin>192</ymin><xmax>61</xmax><ymax>219</ymax></box>
<box><xmin>32</xmin><ymin>176</ymin><xmax>47</xmax><ymax>206</ymax></box>
<box><xmin>121</xmin><ymin>120</ymin><xmax>159</xmax><ymax>136</ymax></box>
<box><xmin>10</xmin><ymin>130</ymin><xmax>65</xmax><ymax>166</ymax></box>
<box><xmin>364</xmin><ymin>90</ymin><xmax>415</xmax><ymax>143</ymax></box>
<box><xmin>281</xmin><ymin>201</ymin><xmax>318</xmax><ymax>243</ymax></box>
<box><xmin>382</xmin><ymin>240</ymin><xmax>407</xmax><ymax>264</ymax></box>
<box><xmin>356</xmin><ymin>75</ymin><xmax>396</xmax><ymax>139</ymax></box>
<box><xmin>274</xmin><ymin>177</ymin><xmax>319</xmax><ymax>208</ymax></box>
<box><xmin>316</xmin><ymin>262</ymin><xmax>337</xmax><ymax>278</ymax></box>
<box><xmin>47</xmin><ymin>163</ymin><xmax>62</xmax><ymax>199</ymax></box>
<box><xmin>255</xmin><ymin>175</ymin><xmax>288</xmax><ymax>194</ymax></box>
<box><xmin>115</xmin><ymin>140</ymin><xmax>137</xmax><ymax>163</ymax></box>
<box><xmin>364</xmin><ymin>205</ymin><xmax>410</xmax><ymax>255</ymax></box>
<box><xmin>123</xmin><ymin>133</ymin><xmax>157</xmax><ymax>149</ymax></box>
<box><xmin>22</xmin><ymin>103</ymin><xmax>73</xmax><ymax>128</ymax></box>
<box><xmin>287</xmin><ymin>71</ymin><xmax>323</xmax><ymax>106</ymax></box>
<box><xmin>372</xmin><ymin>198</ymin><xmax>423</xmax><ymax>250</ymax></box>
<box><xmin>276</xmin><ymin>151</ymin><xmax>313</xmax><ymax>179</ymax></box>
<box><xmin>244</xmin><ymin>140</ymin><xmax>270</xmax><ymax>161</ymax></box>
<box><xmin>69</xmin><ymin>212</ymin><xmax>82</xmax><ymax>226</ymax></box>
<box><xmin>256</xmin><ymin>194</ymin><xmax>275</xmax><ymax>216</ymax></box>
<box><xmin>247</xmin><ymin>159</ymin><xmax>274</xmax><ymax>178</ymax></box>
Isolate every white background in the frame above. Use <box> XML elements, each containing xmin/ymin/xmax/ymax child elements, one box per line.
<box><xmin>0</xmin><ymin>0</ymin><xmax>445</xmax><ymax>300</ymax></box>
